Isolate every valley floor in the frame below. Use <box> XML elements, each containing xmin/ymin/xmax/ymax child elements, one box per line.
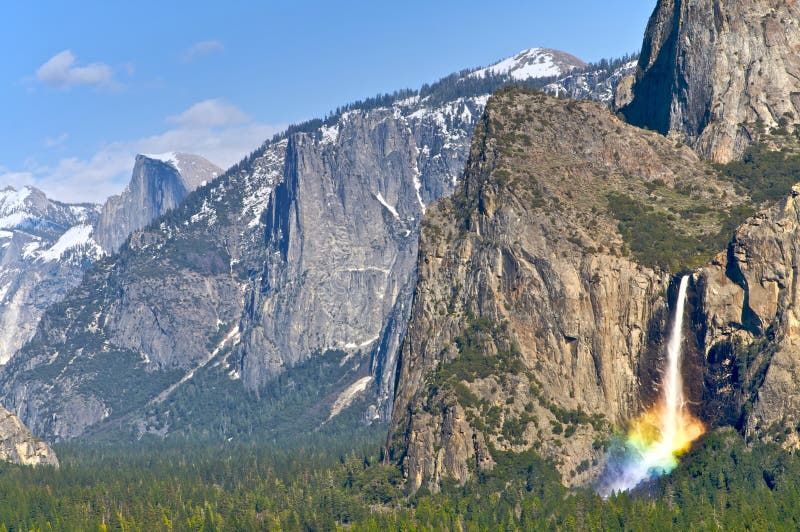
<box><xmin>0</xmin><ymin>428</ymin><xmax>798</xmax><ymax>530</ymax></box>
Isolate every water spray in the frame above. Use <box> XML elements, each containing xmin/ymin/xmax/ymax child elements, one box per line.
<box><xmin>601</xmin><ymin>275</ymin><xmax>705</xmax><ymax>494</ymax></box>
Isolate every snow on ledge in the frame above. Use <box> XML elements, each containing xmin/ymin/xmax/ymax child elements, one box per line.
<box><xmin>39</xmin><ymin>224</ymin><xmax>102</xmax><ymax>262</ymax></box>
<box><xmin>374</xmin><ymin>192</ymin><xmax>400</xmax><ymax>220</ymax></box>
<box><xmin>142</xmin><ymin>152</ymin><xmax>180</xmax><ymax>172</ymax></box>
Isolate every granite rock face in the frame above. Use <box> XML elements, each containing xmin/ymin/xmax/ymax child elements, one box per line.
<box><xmin>0</xmin><ymin>154</ymin><xmax>219</xmax><ymax>369</ymax></box>
<box><xmin>0</xmin><ymin>49</ymin><xmax>644</xmax><ymax>442</ymax></box>
<box><xmin>622</xmin><ymin>0</ymin><xmax>800</xmax><ymax>163</ymax></box>
<box><xmin>94</xmin><ymin>153</ymin><xmax>220</xmax><ymax>253</ymax></box>
<box><xmin>0</xmin><ymin>142</ymin><xmax>286</xmax><ymax>441</ymax></box>
<box><xmin>0</xmin><ymin>404</ymin><xmax>58</xmax><ymax>467</ymax></box>
<box><xmin>237</xmin><ymin>98</ymin><xmax>488</xmax><ymax>419</ymax></box>
<box><xmin>0</xmin><ymin>94</ymin><xmax>491</xmax><ymax>441</ymax></box>
<box><xmin>616</xmin><ymin>0</ymin><xmax>800</xmax><ymax>451</ymax></box>
<box><xmin>696</xmin><ymin>184</ymin><xmax>800</xmax><ymax>447</ymax></box>
<box><xmin>389</xmin><ymin>89</ymin><xmax>745</xmax><ymax>490</ymax></box>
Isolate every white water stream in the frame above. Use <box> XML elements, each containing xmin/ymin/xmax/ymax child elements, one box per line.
<box><xmin>661</xmin><ymin>275</ymin><xmax>690</xmax><ymax>451</ymax></box>
<box><xmin>602</xmin><ymin>275</ymin><xmax>704</xmax><ymax>494</ymax></box>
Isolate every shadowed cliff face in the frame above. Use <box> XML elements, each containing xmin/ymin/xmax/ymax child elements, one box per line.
<box><xmin>623</xmin><ymin>0</ymin><xmax>800</xmax><ymax>163</ymax></box>
<box><xmin>389</xmin><ymin>88</ymin><xmax>747</xmax><ymax>491</ymax></box>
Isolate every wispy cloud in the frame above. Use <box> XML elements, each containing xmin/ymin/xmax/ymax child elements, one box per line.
<box><xmin>35</xmin><ymin>50</ymin><xmax>116</xmax><ymax>89</ymax></box>
<box><xmin>43</xmin><ymin>133</ymin><xmax>69</xmax><ymax>148</ymax></box>
<box><xmin>1</xmin><ymin>100</ymin><xmax>283</xmax><ymax>203</ymax></box>
<box><xmin>182</xmin><ymin>40</ymin><xmax>224</xmax><ymax>62</ymax></box>
<box><xmin>167</xmin><ymin>98</ymin><xmax>249</xmax><ymax>128</ymax></box>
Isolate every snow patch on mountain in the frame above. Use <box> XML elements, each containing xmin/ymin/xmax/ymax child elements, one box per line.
<box><xmin>142</xmin><ymin>152</ymin><xmax>179</xmax><ymax>168</ymax></box>
<box><xmin>375</xmin><ymin>193</ymin><xmax>400</xmax><ymax>220</ymax></box>
<box><xmin>545</xmin><ymin>59</ymin><xmax>638</xmax><ymax>105</ymax></box>
<box><xmin>471</xmin><ymin>48</ymin><xmax>586</xmax><ymax>81</ymax></box>
<box><xmin>0</xmin><ymin>187</ymin><xmax>36</xmax><ymax>229</ymax></box>
<box><xmin>320</xmin><ymin>124</ymin><xmax>339</xmax><ymax>145</ymax></box>
<box><xmin>241</xmin><ymin>140</ymin><xmax>288</xmax><ymax>228</ymax></box>
<box><xmin>0</xmin><ymin>187</ymin><xmax>33</xmax><ymax>214</ymax></box>
<box><xmin>39</xmin><ymin>224</ymin><xmax>103</xmax><ymax>262</ymax></box>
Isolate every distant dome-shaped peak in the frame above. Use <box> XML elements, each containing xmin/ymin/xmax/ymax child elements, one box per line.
<box><xmin>138</xmin><ymin>152</ymin><xmax>221</xmax><ymax>189</ymax></box>
<box><xmin>470</xmin><ymin>47</ymin><xmax>587</xmax><ymax>81</ymax></box>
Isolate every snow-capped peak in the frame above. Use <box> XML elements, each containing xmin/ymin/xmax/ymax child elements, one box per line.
<box><xmin>470</xmin><ymin>47</ymin><xmax>587</xmax><ymax>81</ymax></box>
<box><xmin>0</xmin><ymin>186</ymin><xmax>34</xmax><ymax>214</ymax></box>
<box><xmin>0</xmin><ymin>185</ymin><xmax>42</xmax><ymax>229</ymax></box>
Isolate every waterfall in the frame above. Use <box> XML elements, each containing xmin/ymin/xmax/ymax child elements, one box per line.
<box><xmin>601</xmin><ymin>275</ymin><xmax>704</xmax><ymax>495</ymax></box>
<box><xmin>662</xmin><ymin>275</ymin><xmax>690</xmax><ymax>454</ymax></box>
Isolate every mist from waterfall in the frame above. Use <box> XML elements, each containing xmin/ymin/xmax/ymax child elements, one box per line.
<box><xmin>600</xmin><ymin>275</ymin><xmax>705</xmax><ymax>495</ymax></box>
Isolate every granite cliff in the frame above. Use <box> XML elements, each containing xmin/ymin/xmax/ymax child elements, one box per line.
<box><xmin>622</xmin><ymin>0</ymin><xmax>800</xmax><ymax>163</ymax></box>
<box><xmin>94</xmin><ymin>153</ymin><xmax>220</xmax><ymax>253</ymax></box>
<box><xmin>696</xmin><ymin>178</ymin><xmax>800</xmax><ymax>447</ymax></box>
<box><xmin>389</xmin><ymin>0</ymin><xmax>800</xmax><ymax>491</ymax></box>
<box><xmin>0</xmin><ymin>154</ymin><xmax>219</xmax><ymax>370</ymax></box>
<box><xmin>388</xmin><ymin>88</ymin><xmax>749</xmax><ymax>490</ymax></box>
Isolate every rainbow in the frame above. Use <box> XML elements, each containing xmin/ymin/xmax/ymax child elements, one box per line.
<box><xmin>602</xmin><ymin>276</ymin><xmax>705</xmax><ymax>494</ymax></box>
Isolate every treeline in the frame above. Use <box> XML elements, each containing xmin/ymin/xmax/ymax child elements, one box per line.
<box><xmin>2</xmin><ymin>427</ymin><xmax>800</xmax><ymax>530</ymax></box>
<box><xmin>266</xmin><ymin>51</ymin><xmax>640</xmax><ymax>142</ymax></box>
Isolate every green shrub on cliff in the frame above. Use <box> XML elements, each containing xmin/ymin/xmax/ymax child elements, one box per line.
<box><xmin>717</xmin><ymin>144</ymin><xmax>800</xmax><ymax>204</ymax></box>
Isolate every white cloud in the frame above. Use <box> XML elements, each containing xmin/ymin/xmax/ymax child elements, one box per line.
<box><xmin>167</xmin><ymin>98</ymin><xmax>249</xmax><ymax>128</ymax></box>
<box><xmin>35</xmin><ymin>50</ymin><xmax>116</xmax><ymax>89</ymax></box>
<box><xmin>182</xmin><ymin>40</ymin><xmax>224</xmax><ymax>62</ymax></box>
<box><xmin>0</xmin><ymin>170</ymin><xmax>35</xmax><ymax>184</ymax></box>
<box><xmin>1</xmin><ymin>101</ymin><xmax>283</xmax><ymax>203</ymax></box>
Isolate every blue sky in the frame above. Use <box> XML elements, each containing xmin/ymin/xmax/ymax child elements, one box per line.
<box><xmin>1</xmin><ymin>1</ymin><xmax>655</xmax><ymax>203</ymax></box>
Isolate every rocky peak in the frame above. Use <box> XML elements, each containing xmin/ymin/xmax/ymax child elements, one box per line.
<box><xmin>622</xmin><ymin>0</ymin><xmax>800</xmax><ymax>162</ymax></box>
<box><xmin>0</xmin><ymin>185</ymin><xmax>96</xmax><ymax>235</ymax></box>
<box><xmin>141</xmin><ymin>152</ymin><xmax>222</xmax><ymax>190</ymax></box>
<box><xmin>93</xmin><ymin>153</ymin><xmax>221</xmax><ymax>253</ymax></box>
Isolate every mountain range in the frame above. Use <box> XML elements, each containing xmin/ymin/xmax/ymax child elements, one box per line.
<box><xmin>4</xmin><ymin>0</ymin><xmax>800</xmax><ymax>496</ymax></box>
<box><xmin>0</xmin><ymin>48</ymin><xmax>634</xmax><ymax>454</ymax></box>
